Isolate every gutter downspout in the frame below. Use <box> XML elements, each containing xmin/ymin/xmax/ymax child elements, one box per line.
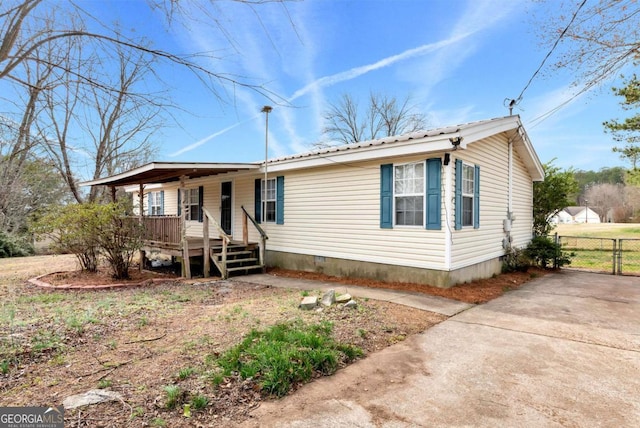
<box><xmin>508</xmin><ymin>138</ymin><xmax>513</xmax><ymax>216</ymax></box>
<box><xmin>503</xmin><ymin>137</ymin><xmax>514</xmax><ymax>250</ymax></box>
<box><xmin>444</xmin><ymin>155</ymin><xmax>453</xmax><ymax>271</ymax></box>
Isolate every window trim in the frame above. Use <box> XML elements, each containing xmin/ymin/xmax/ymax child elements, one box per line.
<box><xmin>393</xmin><ymin>161</ymin><xmax>425</xmax><ymax>228</ymax></box>
<box><xmin>179</xmin><ymin>187</ymin><xmax>202</xmax><ymax>222</ymax></box>
<box><xmin>255</xmin><ymin>176</ymin><xmax>284</xmax><ymax>225</ymax></box>
<box><xmin>148</xmin><ymin>191</ymin><xmax>164</xmax><ymax>216</ymax></box>
<box><xmin>461</xmin><ymin>163</ymin><xmax>475</xmax><ymax>228</ymax></box>
<box><xmin>454</xmin><ymin>159</ymin><xmax>480</xmax><ymax>230</ymax></box>
<box><xmin>261</xmin><ymin>178</ymin><xmax>277</xmax><ymax>223</ymax></box>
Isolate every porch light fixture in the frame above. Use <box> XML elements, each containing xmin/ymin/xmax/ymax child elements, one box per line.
<box><xmin>449</xmin><ymin>136</ymin><xmax>463</xmax><ymax>149</ymax></box>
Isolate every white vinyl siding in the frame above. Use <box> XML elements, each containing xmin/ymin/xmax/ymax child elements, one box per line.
<box><xmin>263</xmin><ymin>157</ymin><xmax>447</xmax><ymax>271</ymax></box>
<box><xmin>450</xmin><ymin>134</ymin><xmax>531</xmax><ymax>270</ymax></box>
<box><xmin>511</xmin><ymin>153</ymin><xmax>535</xmax><ymax>248</ymax></box>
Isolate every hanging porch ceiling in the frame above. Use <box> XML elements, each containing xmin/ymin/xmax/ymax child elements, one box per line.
<box><xmin>80</xmin><ymin>162</ymin><xmax>261</xmax><ymax>187</ymax></box>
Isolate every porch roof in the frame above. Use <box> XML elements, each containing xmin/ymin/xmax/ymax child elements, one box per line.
<box><xmin>80</xmin><ymin>162</ymin><xmax>260</xmax><ymax>187</ymax></box>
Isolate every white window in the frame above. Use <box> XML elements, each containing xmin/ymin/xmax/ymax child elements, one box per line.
<box><xmin>394</xmin><ymin>162</ymin><xmax>424</xmax><ymax>226</ymax></box>
<box><xmin>262</xmin><ymin>178</ymin><xmax>276</xmax><ymax>223</ymax></box>
<box><xmin>149</xmin><ymin>191</ymin><xmax>163</xmax><ymax>216</ymax></box>
<box><xmin>183</xmin><ymin>188</ymin><xmax>200</xmax><ymax>221</ymax></box>
<box><xmin>462</xmin><ymin>164</ymin><xmax>475</xmax><ymax>227</ymax></box>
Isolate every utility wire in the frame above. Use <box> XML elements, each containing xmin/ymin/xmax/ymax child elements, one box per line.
<box><xmin>506</xmin><ymin>0</ymin><xmax>588</xmax><ymax>110</ymax></box>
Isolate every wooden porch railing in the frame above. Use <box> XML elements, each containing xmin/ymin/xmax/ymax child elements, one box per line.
<box><xmin>130</xmin><ymin>209</ymin><xmax>264</xmax><ymax>279</ymax></box>
<box><xmin>128</xmin><ymin>216</ymin><xmax>182</xmax><ymax>245</ymax></box>
<box><xmin>241</xmin><ymin>205</ymin><xmax>268</xmax><ymax>272</ymax></box>
<box><xmin>202</xmin><ymin>207</ymin><xmax>231</xmax><ymax>278</ymax></box>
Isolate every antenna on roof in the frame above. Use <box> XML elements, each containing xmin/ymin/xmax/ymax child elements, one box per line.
<box><xmin>504</xmin><ymin>98</ymin><xmax>518</xmax><ymax>116</ymax></box>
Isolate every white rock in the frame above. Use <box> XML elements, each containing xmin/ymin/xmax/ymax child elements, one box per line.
<box><xmin>300</xmin><ymin>296</ymin><xmax>318</xmax><ymax>310</ymax></box>
<box><xmin>320</xmin><ymin>289</ymin><xmax>336</xmax><ymax>306</ymax></box>
<box><xmin>63</xmin><ymin>389</ymin><xmax>123</xmax><ymax>410</ymax></box>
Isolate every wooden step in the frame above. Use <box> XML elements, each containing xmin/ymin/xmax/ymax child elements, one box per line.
<box><xmin>225</xmin><ymin>258</ymin><xmax>258</xmax><ymax>265</ymax></box>
<box><xmin>212</xmin><ymin>250</ymin><xmax>253</xmax><ymax>256</ymax></box>
<box><xmin>226</xmin><ymin>264</ymin><xmax>264</xmax><ymax>273</ymax></box>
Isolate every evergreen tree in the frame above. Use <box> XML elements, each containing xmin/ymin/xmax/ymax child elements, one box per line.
<box><xmin>604</xmin><ymin>75</ymin><xmax>640</xmax><ymax>169</ymax></box>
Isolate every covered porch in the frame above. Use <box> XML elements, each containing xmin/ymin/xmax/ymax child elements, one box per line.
<box><xmin>82</xmin><ymin>162</ymin><xmax>267</xmax><ymax>279</ymax></box>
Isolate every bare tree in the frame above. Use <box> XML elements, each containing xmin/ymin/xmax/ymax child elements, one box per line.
<box><xmin>323</xmin><ymin>92</ymin><xmax>427</xmax><ymax>145</ymax></box>
<box><xmin>35</xmin><ymin>34</ymin><xmax>162</xmax><ymax>203</ymax></box>
<box><xmin>533</xmin><ymin>0</ymin><xmax>640</xmax><ymax>90</ymax></box>
<box><xmin>1</xmin><ymin>0</ymin><xmax>289</xmax><ymax>205</ymax></box>
<box><xmin>584</xmin><ymin>183</ymin><xmax>625</xmax><ymax>222</ymax></box>
<box><xmin>1</xmin><ymin>1</ymin><xmax>283</xmax><ymax>99</ymax></box>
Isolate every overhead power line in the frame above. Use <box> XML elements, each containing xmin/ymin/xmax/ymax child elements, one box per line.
<box><xmin>505</xmin><ymin>0</ymin><xmax>588</xmax><ymax>113</ymax></box>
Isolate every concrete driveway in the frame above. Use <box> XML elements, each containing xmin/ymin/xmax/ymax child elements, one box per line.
<box><xmin>240</xmin><ymin>271</ymin><xmax>640</xmax><ymax>427</ymax></box>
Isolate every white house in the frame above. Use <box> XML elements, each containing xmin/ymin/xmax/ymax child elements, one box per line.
<box><xmin>551</xmin><ymin>206</ymin><xmax>601</xmax><ymax>224</ymax></box>
<box><xmin>82</xmin><ymin>115</ymin><xmax>544</xmax><ymax>287</ymax></box>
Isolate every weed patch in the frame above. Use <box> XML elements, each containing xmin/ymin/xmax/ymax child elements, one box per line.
<box><xmin>212</xmin><ymin>320</ymin><xmax>362</xmax><ymax>397</ymax></box>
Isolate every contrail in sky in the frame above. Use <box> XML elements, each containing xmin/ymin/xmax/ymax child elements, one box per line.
<box><xmin>169</xmin><ymin>115</ymin><xmax>257</xmax><ymax>157</ymax></box>
<box><xmin>288</xmin><ymin>32</ymin><xmax>472</xmax><ymax>102</ymax></box>
<box><xmin>170</xmin><ymin>32</ymin><xmax>472</xmax><ymax>156</ymax></box>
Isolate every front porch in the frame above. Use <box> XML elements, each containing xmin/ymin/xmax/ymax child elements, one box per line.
<box><xmin>80</xmin><ymin>162</ymin><xmax>267</xmax><ymax>280</ymax></box>
<box><xmin>136</xmin><ymin>205</ymin><xmax>267</xmax><ymax>279</ymax></box>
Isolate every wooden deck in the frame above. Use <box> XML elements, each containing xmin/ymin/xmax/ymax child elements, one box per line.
<box><xmin>136</xmin><ymin>210</ymin><xmax>267</xmax><ymax>279</ymax></box>
<box><xmin>141</xmin><ymin>238</ymin><xmax>256</xmax><ymax>258</ymax></box>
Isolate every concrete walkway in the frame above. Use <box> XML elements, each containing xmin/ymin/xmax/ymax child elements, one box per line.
<box><xmin>235</xmin><ymin>274</ymin><xmax>473</xmax><ymax>317</ymax></box>
<box><xmin>235</xmin><ymin>271</ymin><xmax>640</xmax><ymax>427</ymax></box>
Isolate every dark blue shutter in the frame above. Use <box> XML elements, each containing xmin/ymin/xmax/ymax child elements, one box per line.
<box><xmin>380</xmin><ymin>164</ymin><xmax>393</xmax><ymax>229</ymax></box>
<box><xmin>177</xmin><ymin>189</ymin><xmax>181</xmax><ymax>216</ymax></box>
<box><xmin>474</xmin><ymin>165</ymin><xmax>480</xmax><ymax>229</ymax></box>
<box><xmin>198</xmin><ymin>186</ymin><xmax>204</xmax><ymax>222</ymax></box>
<box><xmin>426</xmin><ymin>158</ymin><xmax>442</xmax><ymax>230</ymax></box>
<box><xmin>254</xmin><ymin>179</ymin><xmax>262</xmax><ymax>224</ymax></box>
<box><xmin>147</xmin><ymin>192</ymin><xmax>151</xmax><ymax>216</ymax></box>
<box><xmin>160</xmin><ymin>191</ymin><xmax>165</xmax><ymax>215</ymax></box>
<box><xmin>454</xmin><ymin>159</ymin><xmax>462</xmax><ymax>230</ymax></box>
<box><xmin>276</xmin><ymin>176</ymin><xmax>284</xmax><ymax>225</ymax></box>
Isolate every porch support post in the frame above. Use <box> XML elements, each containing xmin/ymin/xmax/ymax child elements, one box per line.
<box><xmin>110</xmin><ymin>186</ymin><xmax>117</xmax><ymax>202</ymax></box>
<box><xmin>203</xmin><ymin>211</ymin><xmax>210</xmax><ymax>278</ymax></box>
<box><xmin>139</xmin><ymin>182</ymin><xmax>145</xmax><ymax>272</ymax></box>
<box><xmin>180</xmin><ymin>175</ymin><xmax>191</xmax><ymax>279</ymax></box>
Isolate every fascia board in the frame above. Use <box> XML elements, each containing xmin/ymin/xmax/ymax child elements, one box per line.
<box><xmin>264</xmin><ymin>138</ymin><xmax>455</xmax><ymax>173</ymax></box>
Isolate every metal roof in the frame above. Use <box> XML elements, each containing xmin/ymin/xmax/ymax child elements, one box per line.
<box><xmin>82</xmin><ymin>116</ymin><xmax>544</xmax><ymax>186</ymax></box>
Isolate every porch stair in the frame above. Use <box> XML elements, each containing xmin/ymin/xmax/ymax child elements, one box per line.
<box><xmin>210</xmin><ymin>243</ymin><xmax>264</xmax><ymax>278</ymax></box>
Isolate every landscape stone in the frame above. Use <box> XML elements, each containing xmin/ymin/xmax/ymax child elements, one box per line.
<box><xmin>63</xmin><ymin>389</ymin><xmax>123</xmax><ymax>410</ymax></box>
<box><xmin>344</xmin><ymin>299</ymin><xmax>357</xmax><ymax>309</ymax></box>
<box><xmin>335</xmin><ymin>293</ymin><xmax>352</xmax><ymax>303</ymax></box>
<box><xmin>300</xmin><ymin>296</ymin><xmax>318</xmax><ymax>310</ymax></box>
<box><xmin>320</xmin><ymin>289</ymin><xmax>336</xmax><ymax>306</ymax></box>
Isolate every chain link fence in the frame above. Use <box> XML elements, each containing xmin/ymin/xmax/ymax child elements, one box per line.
<box><xmin>558</xmin><ymin>235</ymin><xmax>640</xmax><ymax>276</ymax></box>
<box><xmin>618</xmin><ymin>239</ymin><xmax>640</xmax><ymax>275</ymax></box>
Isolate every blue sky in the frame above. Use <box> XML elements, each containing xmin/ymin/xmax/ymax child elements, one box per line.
<box><xmin>86</xmin><ymin>0</ymin><xmax>629</xmax><ymax>173</ymax></box>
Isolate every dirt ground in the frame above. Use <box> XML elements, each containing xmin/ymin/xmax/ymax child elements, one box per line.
<box><xmin>0</xmin><ymin>255</ymin><xmax>543</xmax><ymax>427</ymax></box>
<box><xmin>268</xmin><ymin>267</ymin><xmax>546</xmax><ymax>304</ymax></box>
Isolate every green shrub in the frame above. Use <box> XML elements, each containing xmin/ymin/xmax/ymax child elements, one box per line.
<box><xmin>525</xmin><ymin>236</ymin><xmax>574</xmax><ymax>269</ymax></box>
<box><xmin>0</xmin><ymin>231</ymin><xmax>34</xmax><ymax>258</ymax></box>
<box><xmin>32</xmin><ymin>201</ymin><xmax>144</xmax><ymax>279</ymax></box>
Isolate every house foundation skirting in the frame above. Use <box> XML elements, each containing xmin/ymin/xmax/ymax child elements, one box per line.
<box><xmin>266</xmin><ymin>251</ymin><xmax>502</xmax><ymax>288</ymax></box>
